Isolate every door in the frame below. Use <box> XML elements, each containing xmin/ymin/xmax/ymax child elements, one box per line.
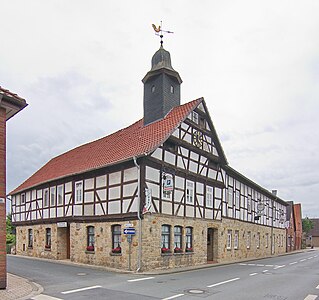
<box><xmin>207</xmin><ymin>228</ymin><xmax>214</xmax><ymax>261</ymax></box>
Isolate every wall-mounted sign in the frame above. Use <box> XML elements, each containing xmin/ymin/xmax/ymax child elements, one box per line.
<box><xmin>163</xmin><ymin>173</ymin><xmax>173</xmax><ymax>192</ymax></box>
<box><xmin>57</xmin><ymin>222</ymin><xmax>68</xmax><ymax>228</ymax></box>
<box><xmin>143</xmin><ymin>188</ymin><xmax>152</xmax><ymax>214</ymax></box>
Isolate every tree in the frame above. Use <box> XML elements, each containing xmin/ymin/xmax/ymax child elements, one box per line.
<box><xmin>6</xmin><ymin>214</ymin><xmax>15</xmax><ymax>245</ymax></box>
<box><xmin>302</xmin><ymin>218</ymin><xmax>314</xmax><ymax>236</ymax></box>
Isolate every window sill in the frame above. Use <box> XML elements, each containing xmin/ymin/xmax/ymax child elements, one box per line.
<box><xmin>185</xmin><ymin>251</ymin><xmax>194</xmax><ymax>255</ymax></box>
<box><xmin>173</xmin><ymin>252</ymin><xmax>184</xmax><ymax>255</ymax></box>
<box><xmin>28</xmin><ymin>246</ymin><xmax>33</xmax><ymax>249</ymax></box>
<box><xmin>110</xmin><ymin>252</ymin><xmax>122</xmax><ymax>256</ymax></box>
<box><xmin>85</xmin><ymin>250</ymin><xmax>95</xmax><ymax>254</ymax></box>
<box><xmin>44</xmin><ymin>248</ymin><xmax>51</xmax><ymax>251</ymax></box>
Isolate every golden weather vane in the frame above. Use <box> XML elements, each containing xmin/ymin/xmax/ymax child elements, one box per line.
<box><xmin>152</xmin><ymin>21</ymin><xmax>174</xmax><ymax>47</ymax></box>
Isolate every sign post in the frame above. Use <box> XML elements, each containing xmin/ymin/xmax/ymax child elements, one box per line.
<box><xmin>124</xmin><ymin>227</ymin><xmax>135</xmax><ymax>271</ymax></box>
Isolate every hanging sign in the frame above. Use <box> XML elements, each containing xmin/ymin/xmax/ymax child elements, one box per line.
<box><xmin>143</xmin><ymin>188</ymin><xmax>152</xmax><ymax>214</ymax></box>
<box><xmin>163</xmin><ymin>173</ymin><xmax>173</xmax><ymax>192</ymax></box>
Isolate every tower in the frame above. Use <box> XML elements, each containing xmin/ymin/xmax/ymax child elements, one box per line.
<box><xmin>142</xmin><ymin>45</ymin><xmax>182</xmax><ymax>126</ymax></box>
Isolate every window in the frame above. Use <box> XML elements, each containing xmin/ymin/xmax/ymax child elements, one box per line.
<box><xmin>87</xmin><ymin>226</ymin><xmax>95</xmax><ymax>251</ymax></box>
<box><xmin>28</xmin><ymin>229</ymin><xmax>33</xmax><ymax>248</ymax></box>
<box><xmin>185</xmin><ymin>227</ymin><xmax>193</xmax><ymax>252</ymax></box>
<box><xmin>235</xmin><ymin>192</ymin><xmax>240</xmax><ymax>209</ymax></box>
<box><xmin>234</xmin><ymin>230</ymin><xmax>239</xmax><ymax>250</ymax></box>
<box><xmin>192</xmin><ymin>111</ymin><xmax>199</xmax><ymax>124</ymax></box>
<box><xmin>21</xmin><ymin>193</ymin><xmax>26</xmax><ymax>204</ymax></box>
<box><xmin>228</xmin><ymin>188</ymin><xmax>233</xmax><ymax>207</ymax></box>
<box><xmin>161</xmin><ymin>225</ymin><xmax>171</xmax><ymax>252</ymax></box>
<box><xmin>206</xmin><ymin>186</ymin><xmax>213</xmax><ymax>208</ymax></box>
<box><xmin>265</xmin><ymin>233</ymin><xmax>269</xmax><ymax>248</ymax></box>
<box><xmin>45</xmin><ymin>228</ymin><xmax>51</xmax><ymax>249</ymax></box>
<box><xmin>227</xmin><ymin>230</ymin><xmax>232</xmax><ymax>250</ymax></box>
<box><xmin>75</xmin><ymin>181</ymin><xmax>83</xmax><ymax>203</ymax></box>
<box><xmin>43</xmin><ymin>189</ymin><xmax>49</xmax><ymax>207</ymax></box>
<box><xmin>57</xmin><ymin>185</ymin><xmax>63</xmax><ymax>205</ymax></box>
<box><xmin>170</xmin><ymin>85</ymin><xmax>174</xmax><ymax>93</ymax></box>
<box><xmin>186</xmin><ymin>181</ymin><xmax>194</xmax><ymax>204</ymax></box>
<box><xmin>112</xmin><ymin>225</ymin><xmax>121</xmax><ymax>253</ymax></box>
<box><xmin>247</xmin><ymin>196</ymin><xmax>251</xmax><ymax>213</ymax></box>
<box><xmin>174</xmin><ymin>226</ymin><xmax>182</xmax><ymax>252</ymax></box>
<box><xmin>247</xmin><ymin>231</ymin><xmax>251</xmax><ymax>249</ymax></box>
<box><xmin>257</xmin><ymin>232</ymin><xmax>260</xmax><ymax>249</ymax></box>
<box><xmin>50</xmin><ymin>186</ymin><xmax>56</xmax><ymax>206</ymax></box>
<box><xmin>151</xmin><ymin>85</ymin><xmax>155</xmax><ymax>93</ymax></box>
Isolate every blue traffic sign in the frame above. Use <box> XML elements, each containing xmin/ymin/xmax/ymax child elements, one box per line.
<box><xmin>123</xmin><ymin>228</ymin><xmax>136</xmax><ymax>235</ymax></box>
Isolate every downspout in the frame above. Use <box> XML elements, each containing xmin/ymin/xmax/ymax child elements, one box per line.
<box><xmin>133</xmin><ymin>156</ymin><xmax>142</xmax><ymax>272</ymax></box>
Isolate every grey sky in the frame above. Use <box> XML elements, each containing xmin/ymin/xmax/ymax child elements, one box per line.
<box><xmin>2</xmin><ymin>1</ymin><xmax>319</xmax><ymax>217</ymax></box>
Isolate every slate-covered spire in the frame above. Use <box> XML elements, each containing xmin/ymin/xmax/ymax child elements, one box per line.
<box><xmin>142</xmin><ymin>45</ymin><xmax>182</xmax><ymax>126</ymax></box>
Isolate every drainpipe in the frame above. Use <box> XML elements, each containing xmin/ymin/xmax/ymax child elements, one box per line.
<box><xmin>133</xmin><ymin>157</ymin><xmax>142</xmax><ymax>272</ymax></box>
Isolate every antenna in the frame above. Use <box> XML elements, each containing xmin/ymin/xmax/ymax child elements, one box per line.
<box><xmin>151</xmin><ymin>21</ymin><xmax>174</xmax><ymax>47</ymax></box>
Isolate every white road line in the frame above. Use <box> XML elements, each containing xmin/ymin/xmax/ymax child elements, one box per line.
<box><xmin>248</xmin><ymin>263</ymin><xmax>256</xmax><ymax>266</ymax></box>
<box><xmin>256</xmin><ymin>264</ymin><xmax>265</xmax><ymax>267</ymax></box>
<box><xmin>274</xmin><ymin>265</ymin><xmax>285</xmax><ymax>269</ymax></box>
<box><xmin>300</xmin><ymin>259</ymin><xmax>306</xmax><ymax>262</ymax></box>
<box><xmin>61</xmin><ymin>285</ymin><xmax>102</xmax><ymax>294</ymax></box>
<box><xmin>316</xmin><ymin>285</ymin><xmax>319</xmax><ymax>289</ymax></box>
<box><xmin>314</xmin><ymin>255</ymin><xmax>318</xmax><ymax>258</ymax></box>
<box><xmin>127</xmin><ymin>277</ymin><xmax>155</xmax><ymax>282</ymax></box>
<box><xmin>162</xmin><ymin>293</ymin><xmax>185</xmax><ymax>300</ymax></box>
<box><xmin>239</xmin><ymin>263</ymin><xmax>247</xmax><ymax>266</ymax></box>
<box><xmin>265</xmin><ymin>265</ymin><xmax>274</xmax><ymax>267</ymax></box>
<box><xmin>207</xmin><ymin>277</ymin><xmax>240</xmax><ymax>288</ymax></box>
<box><xmin>32</xmin><ymin>295</ymin><xmax>63</xmax><ymax>300</ymax></box>
<box><xmin>262</xmin><ymin>270</ymin><xmax>269</xmax><ymax>273</ymax></box>
<box><xmin>289</xmin><ymin>262</ymin><xmax>298</xmax><ymax>265</ymax></box>
<box><xmin>308</xmin><ymin>257</ymin><xmax>314</xmax><ymax>260</ymax></box>
<box><xmin>249</xmin><ymin>273</ymin><xmax>258</xmax><ymax>276</ymax></box>
<box><xmin>304</xmin><ymin>295</ymin><xmax>317</xmax><ymax>300</ymax></box>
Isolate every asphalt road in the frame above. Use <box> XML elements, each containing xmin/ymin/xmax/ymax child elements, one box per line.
<box><xmin>8</xmin><ymin>249</ymin><xmax>319</xmax><ymax>300</ymax></box>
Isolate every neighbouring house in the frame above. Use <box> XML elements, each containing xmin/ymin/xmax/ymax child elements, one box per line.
<box><xmin>305</xmin><ymin>218</ymin><xmax>319</xmax><ymax>247</ymax></box>
<box><xmin>286</xmin><ymin>201</ymin><xmax>302</xmax><ymax>251</ymax></box>
<box><xmin>0</xmin><ymin>86</ymin><xmax>27</xmax><ymax>288</ymax></box>
<box><xmin>10</xmin><ymin>43</ymin><xmax>289</xmax><ymax>272</ymax></box>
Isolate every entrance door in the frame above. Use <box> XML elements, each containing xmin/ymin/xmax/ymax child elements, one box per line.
<box><xmin>207</xmin><ymin>228</ymin><xmax>214</xmax><ymax>261</ymax></box>
<box><xmin>66</xmin><ymin>226</ymin><xmax>70</xmax><ymax>259</ymax></box>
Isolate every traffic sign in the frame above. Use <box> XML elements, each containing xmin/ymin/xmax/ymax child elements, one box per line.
<box><xmin>123</xmin><ymin>228</ymin><xmax>136</xmax><ymax>235</ymax></box>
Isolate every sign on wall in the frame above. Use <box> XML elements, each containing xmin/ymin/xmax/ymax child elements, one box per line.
<box><xmin>163</xmin><ymin>173</ymin><xmax>173</xmax><ymax>192</ymax></box>
<box><xmin>143</xmin><ymin>188</ymin><xmax>152</xmax><ymax>214</ymax></box>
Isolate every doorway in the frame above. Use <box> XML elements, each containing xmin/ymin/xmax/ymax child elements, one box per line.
<box><xmin>207</xmin><ymin>228</ymin><xmax>217</xmax><ymax>262</ymax></box>
<box><xmin>57</xmin><ymin>226</ymin><xmax>70</xmax><ymax>260</ymax></box>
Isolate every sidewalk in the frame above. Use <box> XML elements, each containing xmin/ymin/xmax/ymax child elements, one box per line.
<box><xmin>0</xmin><ymin>273</ymin><xmax>43</xmax><ymax>300</ymax></box>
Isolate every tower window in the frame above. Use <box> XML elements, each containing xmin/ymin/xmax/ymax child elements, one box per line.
<box><xmin>170</xmin><ymin>85</ymin><xmax>174</xmax><ymax>93</ymax></box>
<box><xmin>151</xmin><ymin>85</ymin><xmax>155</xmax><ymax>93</ymax></box>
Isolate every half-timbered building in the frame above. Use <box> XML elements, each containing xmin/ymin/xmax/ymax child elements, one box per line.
<box><xmin>10</xmin><ymin>44</ymin><xmax>288</xmax><ymax>271</ymax></box>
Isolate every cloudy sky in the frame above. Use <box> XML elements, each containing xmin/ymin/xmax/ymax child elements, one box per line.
<box><xmin>2</xmin><ymin>1</ymin><xmax>319</xmax><ymax>217</ymax></box>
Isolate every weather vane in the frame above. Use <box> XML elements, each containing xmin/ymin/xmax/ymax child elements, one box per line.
<box><xmin>152</xmin><ymin>21</ymin><xmax>174</xmax><ymax>47</ymax></box>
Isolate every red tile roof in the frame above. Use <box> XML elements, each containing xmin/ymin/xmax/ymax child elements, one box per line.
<box><xmin>11</xmin><ymin>98</ymin><xmax>203</xmax><ymax>194</ymax></box>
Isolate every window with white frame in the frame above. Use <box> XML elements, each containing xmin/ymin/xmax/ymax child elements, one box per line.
<box><xmin>174</xmin><ymin>226</ymin><xmax>182</xmax><ymax>252</ymax></box>
<box><xmin>228</xmin><ymin>188</ymin><xmax>233</xmax><ymax>207</ymax></box>
<box><xmin>234</xmin><ymin>230</ymin><xmax>239</xmax><ymax>250</ymax></box>
<box><xmin>186</xmin><ymin>181</ymin><xmax>194</xmax><ymax>204</ymax></box>
<box><xmin>21</xmin><ymin>193</ymin><xmax>26</xmax><ymax>204</ymax></box>
<box><xmin>265</xmin><ymin>233</ymin><xmax>269</xmax><ymax>248</ymax></box>
<box><xmin>235</xmin><ymin>191</ymin><xmax>240</xmax><ymax>209</ymax></box>
<box><xmin>43</xmin><ymin>189</ymin><xmax>49</xmax><ymax>207</ymax></box>
<box><xmin>161</xmin><ymin>225</ymin><xmax>171</xmax><ymax>250</ymax></box>
<box><xmin>256</xmin><ymin>232</ymin><xmax>260</xmax><ymax>249</ymax></box>
<box><xmin>28</xmin><ymin>229</ymin><xmax>33</xmax><ymax>248</ymax></box>
<box><xmin>227</xmin><ymin>230</ymin><xmax>232</xmax><ymax>250</ymax></box>
<box><xmin>192</xmin><ymin>111</ymin><xmax>199</xmax><ymax>124</ymax></box>
<box><xmin>206</xmin><ymin>186</ymin><xmax>213</xmax><ymax>208</ymax></box>
<box><xmin>50</xmin><ymin>186</ymin><xmax>56</xmax><ymax>206</ymax></box>
<box><xmin>247</xmin><ymin>231</ymin><xmax>251</xmax><ymax>249</ymax></box>
<box><xmin>57</xmin><ymin>185</ymin><xmax>63</xmax><ymax>205</ymax></box>
<box><xmin>75</xmin><ymin>181</ymin><xmax>83</xmax><ymax>203</ymax></box>
<box><xmin>185</xmin><ymin>227</ymin><xmax>193</xmax><ymax>251</ymax></box>
<box><xmin>247</xmin><ymin>195</ymin><xmax>251</xmax><ymax>213</ymax></box>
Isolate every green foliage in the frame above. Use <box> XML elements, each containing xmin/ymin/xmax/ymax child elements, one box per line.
<box><xmin>6</xmin><ymin>214</ymin><xmax>15</xmax><ymax>245</ymax></box>
<box><xmin>302</xmin><ymin>218</ymin><xmax>314</xmax><ymax>235</ymax></box>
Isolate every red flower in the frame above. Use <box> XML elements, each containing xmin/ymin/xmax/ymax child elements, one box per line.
<box><xmin>45</xmin><ymin>244</ymin><xmax>51</xmax><ymax>249</ymax></box>
<box><xmin>112</xmin><ymin>247</ymin><xmax>121</xmax><ymax>253</ymax></box>
<box><xmin>86</xmin><ymin>245</ymin><xmax>94</xmax><ymax>251</ymax></box>
<box><xmin>185</xmin><ymin>247</ymin><xmax>193</xmax><ymax>252</ymax></box>
<box><xmin>174</xmin><ymin>247</ymin><xmax>183</xmax><ymax>253</ymax></box>
<box><xmin>161</xmin><ymin>247</ymin><xmax>171</xmax><ymax>253</ymax></box>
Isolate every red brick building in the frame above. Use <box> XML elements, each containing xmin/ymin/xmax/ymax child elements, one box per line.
<box><xmin>0</xmin><ymin>86</ymin><xmax>27</xmax><ymax>289</ymax></box>
<box><xmin>286</xmin><ymin>201</ymin><xmax>302</xmax><ymax>251</ymax></box>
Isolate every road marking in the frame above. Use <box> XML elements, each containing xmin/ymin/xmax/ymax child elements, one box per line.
<box><xmin>274</xmin><ymin>265</ymin><xmax>285</xmax><ymax>269</ymax></box>
<box><xmin>289</xmin><ymin>262</ymin><xmax>298</xmax><ymax>265</ymax></box>
<box><xmin>308</xmin><ymin>257</ymin><xmax>314</xmax><ymax>260</ymax></box>
<box><xmin>32</xmin><ymin>295</ymin><xmax>63</xmax><ymax>300</ymax></box>
<box><xmin>61</xmin><ymin>285</ymin><xmax>102</xmax><ymax>294</ymax></box>
<box><xmin>239</xmin><ymin>263</ymin><xmax>247</xmax><ymax>266</ymax></box>
<box><xmin>248</xmin><ymin>263</ymin><xmax>256</xmax><ymax>266</ymax></box>
<box><xmin>162</xmin><ymin>294</ymin><xmax>184</xmax><ymax>300</ymax></box>
<box><xmin>127</xmin><ymin>276</ymin><xmax>155</xmax><ymax>282</ymax></box>
<box><xmin>300</xmin><ymin>259</ymin><xmax>306</xmax><ymax>262</ymax></box>
<box><xmin>304</xmin><ymin>295</ymin><xmax>317</xmax><ymax>300</ymax></box>
<box><xmin>257</xmin><ymin>264</ymin><xmax>265</xmax><ymax>267</ymax></box>
<box><xmin>265</xmin><ymin>265</ymin><xmax>274</xmax><ymax>267</ymax></box>
<box><xmin>316</xmin><ymin>285</ymin><xmax>319</xmax><ymax>289</ymax></box>
<box><xmin>262</xmin><ymin>270</ymin><xmax>269</xmax><ymax>273</ymax></box>
<box><xmin>249</xmin><ymin>273</ymin><xmax>258</xmax><ymax>276</ymax></box>
<box><xmin>207</xmin><ymin>277</ymin><xmax>240</xmax><ymax>288</ymax></box>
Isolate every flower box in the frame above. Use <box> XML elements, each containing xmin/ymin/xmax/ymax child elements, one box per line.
<box><xmin>112</xmin><ymin>247</ymin><xmax>121</xmax><ymax>254</ymax></box>
<box><xmin>86</xmin><ymin>245</ymin><xmax>94</xmax><ymax>252</ymax></box>
<box><xmin>161</xmin><ymin>247</ymin><xmax>171</xmax><ymax>254</ymax></box>
<box><xmin>185</xmin><ymin>247</ymin><xmax>193</xmax><ymax>253</ymax></box>
<box><xmin>174</xmin><ymin>247</ymin><xmax>183</xmax><ymax>253</ymax></box>
<box><xmin>45</xmin><ymin>244</ymin><xmax>51</xmax><ymax>249</ymax></box>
